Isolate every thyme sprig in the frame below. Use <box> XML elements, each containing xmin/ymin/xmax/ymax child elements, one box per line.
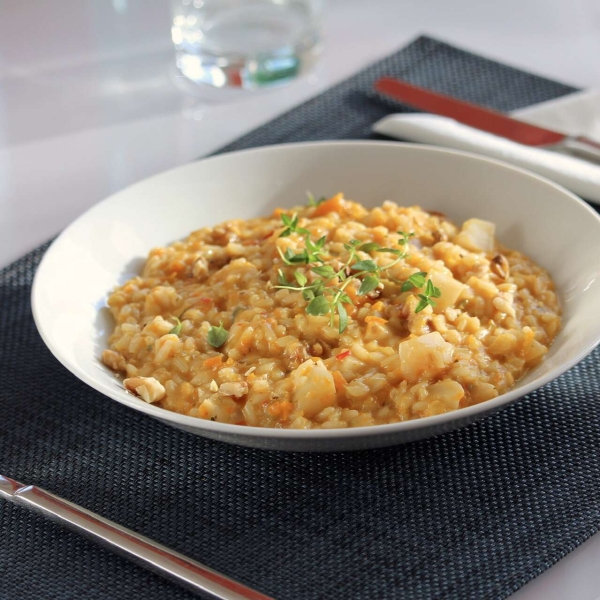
<box><xmin>415</xmin><ymin>279</ymin><xmax>442</xmax><ymax>313</ymax></box>
<box><xmin>306</xmin><ymin>191</ymin><xmax>327</xmax><ymax>207</ymax></box>
<box><xmin>274</xmin><ymin>209</ymin><xmax>437</xmax><ymax>332</ymax></box>
<box><xmin>279</xmin><ymin>212</ymin><xmax>309</xmax><ymax>238</ymax></box>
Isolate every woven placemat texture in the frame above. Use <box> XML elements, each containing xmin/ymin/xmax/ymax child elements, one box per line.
<box><xmin>1</xmin><ymin>36</ymin><xmax>597</xmax><ymax>600</ymax></box>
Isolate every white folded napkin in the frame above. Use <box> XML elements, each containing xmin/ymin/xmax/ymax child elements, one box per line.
<box><xmin>372</xmin><ymin>90</ymin><xmax>600</xmax><ymax>203</ymax></box>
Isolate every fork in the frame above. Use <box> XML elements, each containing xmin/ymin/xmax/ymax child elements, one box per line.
<box><xmin>0</xmin><ymin>475</ymin><xmax>273</xmax><ymax>600</ymax></box>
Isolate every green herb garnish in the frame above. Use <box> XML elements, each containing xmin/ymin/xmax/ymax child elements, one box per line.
<box><xmin>169</xmin><ymin>317</ymin><xmax>183</xmax><ymax>336</ymax></box>
<box><xmin>307</xmin><ymin>191</ymin><xmax>327</xmax><ymax>207</ymax></box>
<box><xmin>207</xmin><ymin>322</ymin><xmax>229</xmax><ymax>348</ymax></box>
<box><xmin>401</xmin><ymin>271</ymin><xmax>428</xmax><ymax>293</ymax></box>
<box><xmin>415</xmin><ymin>279</ymin><xmax>442</xmax><ymax>313</ymax></box>
<box><xmin>275</xmin><ymin>229</ymin><xmax>430</xmax><ymax>334</ymax></box>
<box><xmin>279</xmin><ymin>212</ymin><xmax>310</xmax><ymax>238</ymax></box>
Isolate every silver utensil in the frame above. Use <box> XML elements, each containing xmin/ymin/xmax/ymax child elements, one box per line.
<box><xmin>0</xmin><ymin>475</ymin><xmax>274</xmax><ymax>600</ymax></box>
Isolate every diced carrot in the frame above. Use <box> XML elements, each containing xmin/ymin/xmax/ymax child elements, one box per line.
<box><xmin>268</xmin><ymin>400</ymin><xmax>294</xmax><ymax>421</ymax></box>
<box><xmin>365</xmin><ymin>315</ymin><xmax>388</xmax><ymax>325</ymax></box>
<box><xmin>332</xmin><ymin>370</ymin><xmax>347</xmax><ymax>392</ymax></box>
<box><xmin>203</xmin><ymin>355</ymin><xmax>223</xmax><ymax>368</ymax></box>
<box><xmin>262</xmin><ymin>230</ymin><xmax>274</xmax><ymax>240</ymax></box>
<box><xmin>371</xmin><ymin>301</ymin><xmax>384</xmax><ymax>312</ymax></box>
<box><xmin>336</xmin><ymin>350</ymin><xmax>352</xmax><ymax>360</ymax></box>
<box><xmin>273</xmin><ymin>207</ymin><xmax>285</xmax><ymax>217</ymax></box>
<box><xmin>345</xmin><ymin>284</ymin><xmax>358</xmax><ymax>304</ymax></box>
<box><xmin>345</xmin><ymin>305</ymin><xmax>357</xmax><ymax>317</ymax></box>
<box><xmin>170</xmin><ymin>261</ymin><xmax>185</xmax><ymax>273</ymax></box>
<box><xmin>313</xmin><ymin>193</ymin><xmax>347</xmax><ymax>217</ymax></box>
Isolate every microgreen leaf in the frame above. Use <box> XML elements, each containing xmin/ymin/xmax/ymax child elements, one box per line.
<box><xmin>277</xmin><ymin>269</ymin><xmax>291</xmax><ymax>286</ymax></box>
<box><xmin>337</xmin><ymin>302</ymin><xmax>348</xmax><ymax>333</ymax></box>
<box><xmin>306</xmin><ymin>295</ymin><xmax>330</xmax><ymax>316</ymax></box>
<box><xmin>307</xmin><ymin>191</ymin><xmax>327</xmax><ymax>207</ymax></box>
<box><xmin>283</xmin><ymin>247</ymin><xmax>309</xmax><ymax>264</ymax></box>
<box><xmin>169</xmin><ymin>317</ymin><xmax>182</xmax><ymax>336</ymax></box>
<box><xmin>207</xmin><ymin>322</ymin><xmax>228</xmax><ymax>347</ymax></box>
<box><xmin>415</xmin><ymin>296</ymin><xmax>431</xmax><ymax>313</ymax></box>
<box><xmin>344</xmin><ymin>240</ymin><xmax>362</xmax><ymax>252</ymax></box>
<box><xmin>279</xmin><ymin>213</ymin><xmax>309</xmax><ymax>237</ymax></box>
<box><xmin>414</xmin><ymin>279</ymin><xmax>441</xmax><ymax>313</ymax></box>
<box><xmin>338</xmin><ymin>292</ymin><xmax>353</xmax><ymax>305</ymax></box>
<box><xmin>431</xmin><ymin>286</ymin><xmax>442</xmax><ymax>299</ymax></box>
<box><xmin>312</xmin><ymin>265</ymin><xmax>337</xmax><ymax>278</ymax></box>
<box><xmin>358</xmin><ymin>275</ymin><xmax>380</xmax><ymax>295</ymax></box>
<box><xmin>401</xmin><ymin>271</ymin><xmax>428</xmax><ymax>292</ymax></box>
<box><xmin>294</xmin><ymin>270</ymin><xmax>308</xmax><ymax>286</ymax></box>
<box><xmin>358</xmin><ymin>242</ymin><xmax>380</xmax><ymax>253</ymax></box>
<box><xmin>425</xmin><ymin>279</ymin><xmax>433</xmax><ymax>295</ymax></box>
<box><xmin>352</xmin><ymin>260</ymin><xmax>378</xmax><ymax>273</ymax></box>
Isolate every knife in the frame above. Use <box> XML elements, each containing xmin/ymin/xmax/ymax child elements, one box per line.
<box><xmin>374</xmin><ymin>77</ymin><xmax>600</xmax><ymax>163</ymax></box>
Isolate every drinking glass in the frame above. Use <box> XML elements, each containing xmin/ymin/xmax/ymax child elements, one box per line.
<box><xmin>172</xmin><ymin>0</ymin><xmax>324</xmax><ymax>89</ymax></box>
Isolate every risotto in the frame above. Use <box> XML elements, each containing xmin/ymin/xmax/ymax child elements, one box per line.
<box><xmin>102</xmin><ymin>194</ymin><xmax>561</xmax><ymax>429</ymax></box>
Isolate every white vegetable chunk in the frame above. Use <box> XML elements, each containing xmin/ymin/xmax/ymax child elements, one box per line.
<box><xmin>291</xmin><ymin>359</ymin><xmax>337</xmax><ymax>418</ymax></box>
<box><xmin>454</xmin><ymin>218</ymin><xmax>495</xmax><ymax>252</ymax></box>
<box><xmin>428</xmin><ymin>271</ymin><xmax>465</xmax><ymax>311</ymax></box>
<box><xmin>398</xmin><ymin>332</ymin><xmax>455</xmax><ymax>382</ymax></box>
<box><xmin>426</xmin><ymin>379</ymin><xmax>464</xmax><ymax>412</ymax></box>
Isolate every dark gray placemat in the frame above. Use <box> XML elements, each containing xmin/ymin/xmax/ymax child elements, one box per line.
<box><xmin>1</xmin><ymin>36</ymin><xmax>597</xmax><ymax>600</ymax></box>
<box><xmin>215</xmin><ymin>35</ymin><xmax>577</xmax><ymax>153</ymax></box>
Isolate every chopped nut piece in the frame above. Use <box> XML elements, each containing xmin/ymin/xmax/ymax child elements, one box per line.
<box><xmin>426</xmin><ymin>209</ymin><xmax>447</xmax><ymax>218</ymax></box>
<box><xmin>124</xmin><ymin>376</ymin><xmax>166</xmax><ymax>403</ymax></box>
<box><xmin>309</xmin><ymin>343</ymin><xmax>323</xmax><ymax>357</ymax></box>
<box><xmin>102</xmin><ymin>349</ymin><xmax>126</xmax><ymax>372</ymax></box>
<box><xmin>491</xmin><ymin>254</ymin><xmax>510</xmax><ymax>280</ymax></box>
<box><xmin>367</xmin><ymin>284</ymin><xmax>384</xmax><ymax>300</ymax></box>
<box><xmin>192</xmin><ymin>257</ymin><xmax>209</xmax><ymax>279</ymax></box>
<box><xmin>432</xmin><ymin>229</ymin><xmax>448</xmax><ymax>243</ymax></box>
<box><xmin>219</xmin><ymin>381</ymin><xmax>249</xmax><ymax>398</ymax></box>
<box><xmin>209</xmin><ymin>379</ymin><xmax>219</xmax><ymax>392</ymax></box>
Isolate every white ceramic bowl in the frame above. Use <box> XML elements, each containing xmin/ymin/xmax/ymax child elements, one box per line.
<box><xmin>32</xmin><ymin>142</ymin><xmax>600</xmax><ymax>452</ymax></box>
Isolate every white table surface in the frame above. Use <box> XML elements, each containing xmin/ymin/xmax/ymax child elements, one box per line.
<box><xmin>1</xmin><ymin>1</ymin><xmax>599</xmax><ymax>597</ymax></box>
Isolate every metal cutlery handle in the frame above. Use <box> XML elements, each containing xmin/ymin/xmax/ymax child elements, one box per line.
<box><xmin>0</xmin><ymin>475</ymin><xmax>273</xmax><ymax>600</ymax></box>
<box><xmin>561</xmin><ymin>136</ymin><xmax>600</xmax><ymax>164</ymax></box>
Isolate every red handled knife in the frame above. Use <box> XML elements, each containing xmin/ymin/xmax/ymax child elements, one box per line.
<box><xmin>374</xmin><ymin>77</ymin><xmax>600</xmax><ymax>163</ymax></box>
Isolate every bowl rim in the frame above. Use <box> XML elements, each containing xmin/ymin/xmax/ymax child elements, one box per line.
<box><xmin>31</xmin><ymin>140</ymin><xmax>600</xmax><ymax>442</ymax></box>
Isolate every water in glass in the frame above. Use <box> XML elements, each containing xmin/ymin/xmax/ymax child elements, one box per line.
<box><xmin>172</xmin><ymin>0</ymin><xmax>323</xmax><ymax>89</ymax></box>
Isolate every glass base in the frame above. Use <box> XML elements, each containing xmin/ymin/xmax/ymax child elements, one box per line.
<box><xmin>175</xmin><ymin>42</ymin><xmax>322</xmax><ymax>90</ymax></box>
